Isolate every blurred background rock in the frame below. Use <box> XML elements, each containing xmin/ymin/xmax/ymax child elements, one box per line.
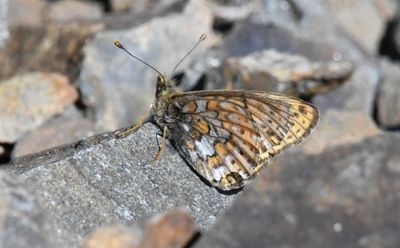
<box><xmin>0</xmin><ymin>0</ymin><xmax>399</xmax><ymax>247</ymax></box>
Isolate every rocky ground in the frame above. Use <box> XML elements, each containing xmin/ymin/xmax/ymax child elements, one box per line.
<box><xmin>0</xmin><ymin>0</ymin><xmax>399</xmax><ymax>247</ymax></box>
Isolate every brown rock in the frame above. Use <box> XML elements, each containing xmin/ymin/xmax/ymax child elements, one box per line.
<box><xmin>0</xmin><ymin>72</ymin><xmax>78</xmax><ymax>143</ymax></box>
<box><xmin>12</xmin><ymin>106</ymin><xmax>101</xmax><ymax>158</ymax></box>
<box><xmin>45</xmin><ymin>0</ymin><xmax>103</xmax><ymax>23</ymax></box>
<box><xmin>111</xmin><ymin>0</ymin><xmax>134</xmax><ymax>12</ymax></box>
<box><xmin>140</xmin><ymin>209</ymin><xmax>197</xmax><ymax>248</ymax></box>
<box><xmin>0</xmin><ymin>24</ymin><xmax>97</xmax><ymax>82</ymax></box>
<box><xmin>376</xmin><ymin>59</ymin><xmax>400</xmax><ymax>128</ymax></box>
<box><xmin>81</xmin><ymin>224</ymin><xmax>141</xmax><ymax>248</ymax></box>
<box><xmin>82</xmin><ymin>209</ymin><xmax>197</xmax><ymax>248</ymax></box>
<box><xmin>8</xmin><ymin>0</ymin><xmax>46</xmax><ymax>27</ymax></box>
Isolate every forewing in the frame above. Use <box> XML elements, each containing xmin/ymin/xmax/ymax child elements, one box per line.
<box><xmin>168</xmin><ymin>90</ymin><xmax>319</xmax><ymax>190</ymax></box>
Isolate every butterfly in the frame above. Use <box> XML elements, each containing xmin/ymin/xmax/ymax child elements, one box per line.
<box><xmin>114</xmin><ymin>36</ymin><xmax>319</xmax><ymax>191</ymax></box>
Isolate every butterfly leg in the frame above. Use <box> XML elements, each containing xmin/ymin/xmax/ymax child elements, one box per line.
<box><xmin>151</xmin><ymin>126</ymin><xmax>168</xmax><ymax>163</ymax></box>
<box><xmin>115</xmin><ymin>106</ymin><xmax>153</xmax><ymax>138</ymax></box>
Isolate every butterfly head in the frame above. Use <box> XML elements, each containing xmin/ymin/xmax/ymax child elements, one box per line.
<box><xmin>156</xmin><ymin>74</ymin><xmax>176</xmax><ymax>99</ymax></box>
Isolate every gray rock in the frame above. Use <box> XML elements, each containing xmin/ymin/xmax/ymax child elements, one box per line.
<box><xmin>323</xmin><ymin>0</ymin><xmax>394</xmax><ymax>53</ymax></box>
<box><xmin>45</xmin><ymin>0</ymin><xmax>103</xmax><ymax>23</ymax></box>
<box><xmin>204</xmin><ymin>49</ymin><xmax>354</xmax><ymax>96</ymax></box>
<box><xmin>79</xmin><ymin>0</ymin><xmax>215</xmax><ymax>131</ymax></box>
<box><xmin>376</xmin><ymin>59</ymin><xmax>400</xmax><ymax>129</ymax></box>
<box><xmin>8</xmin><ymin>0</ymin><xmax>46</xmax><ymax>28</ymax></box>
<box><xmin>0</xmin><ymin>170</ymin><xmax>76</xmax><ymax>248</ymax></box>
<box><xmin>194</xmin><ymin>132</ymin><xmax>400</xmax><ymax>248</ymax></box>
<box><xmin>8</xmin><ymin>123</ymin><xmax>235</xmax><ymax>244</ymax></box>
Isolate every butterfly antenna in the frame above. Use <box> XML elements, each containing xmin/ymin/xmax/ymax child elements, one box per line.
<box><xmin>171</xmin><ymin>34</ymin><xmax>207</xmax><ymax>75</ymax></box>
<box><xmin>114</xmin><ymin>40</ymin><xmax>163</xmax><ymax>77</ymax></box>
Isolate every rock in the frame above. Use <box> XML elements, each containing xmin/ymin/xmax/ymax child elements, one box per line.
<box><xmin>8</xmin><ymin>0</ymin><xmax>46</xmax><ymax>27</ymax></box>
<box><xmin>8</xmin><ymin>123</ymin><xmax>235</xmax><ymax>243</ymax></box>
<box><xmin>111</xmin><ymin>0</ymin><xmax>134</xmax><ymax>12</ymax></box>
<box><xmin>209</xmin><ymin>0</ymin><xmax>255</xmax><ymax>24</ymax></box>
<box><xmin>221</xmin><ymin>21</ymin><xmax>335</xmax><ymax>60</ymax></box>
<box><xmin>301</xmin><ymin>110</ymin><xmax>381</xmax><ymax>155</ymax></box>
<box><xmin>80</xmin><ymin>0</ymin><xmax>215</xmax><ymax>131</ymax></box>
<box><xmin>204</xmin><ymin>49</ymin><xmax>354</xmax><ymax>96</ymax></box>
<box><xmin>0</xmin><ymin>0</ymin><xmax>9</xmax><ymax>47</ymax></box>
<box><xmin>82</xmin><ymin>224</ymin><xmax>141</xmax><ymax>248</ymax></box>
<box><xmin>12</xmin><ymin>106</ymin><xmax>101</xmax><ymax>158</ymax></box>
<box><xmin>323</xmin><ymin>0</ymin><xmax>393</xmax><ymax>53</ymax></box>
<box><xmin>0</xmin><ymin>170</ymin><xmax>77</xmax><ymax>247</ymax></box>
<box><xmin>128</xmin><ymin>0</ymin><xmax>186</xmax><ymax>17</ymax></box>
<box><xmin>0</xmin><ymin>72</ymin><xmax>78</xmax><ymax>143</ymax></box>
<box><xmin>376</xmin><ymin>59</ymin><xmax>400</xmax><ymax>129</ymax></box>
<box><xmin>45</xmin><ymin>0</ymin><xmax>103</xmax><ymax>23</ymax></box>
<box><xmin>82</xmin><ymin>208</ymin><xmax>196</xmax><ymax>248</ymax></box>
<box><xmin>194</xmin><ymin>132</ymin><xmax>400</xmax><ymax>248</ymax></box>
<box><xmin>0</xmin><ymin>24</ymin><xmax>97</xmax><ymax>82</ymax></box>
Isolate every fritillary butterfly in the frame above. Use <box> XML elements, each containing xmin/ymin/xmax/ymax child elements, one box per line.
<box><xmin>114</xmin><ymin>36</ymin><xmax>319</xmax><ymax>191</ymax></box>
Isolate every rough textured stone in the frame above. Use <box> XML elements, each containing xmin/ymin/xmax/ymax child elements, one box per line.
<box><xmin>8</xmin><ymin>123</ymin><xmax>235</xmax><ymax>244</ymax></box>
<box><xmin>194</xmin><ymin>133</ymin><xmax>400</xmax><ymax>248</ymax></box>
<box><xmin>0</xmin><ymin>0</ymin><xmax>8</xmax><ymax>47</ymax></box>
<box><xmin>8</xmin><ymin>0</ymin><xmax>46</xmax><ymax>27</ymax></box>
<box><xmin>323</xmin><ymin>0</ymin><xmax>392</xmax><ymax>53</ymax></box>
<box><xmin>12</xmin><ymin>106</ymin><xmax>101</xmax><ymax>158</ymax></box>
<box><xmin>111</xmin><ymin>0</ymin><xmax>135</xmax><ymax>12</ymax></box>
<box><xmin>80</xmin><ymin>0</ymin><xmax>215</xmax><ymax>131</ymax></box>
<box><xmin>81</xmin><ymin>224</ymin><xmax>141</xmax><ymax>248</ymax></box>
<box><xmin>218</xmin><ymin>0</ymin><xmax>380</xmax><ymax>115</ymax></box>
<box><xmin>45</xmin><ymin>0</ymin><xmax>103</xmax><ymax>23</ymax></box>
<box><xmin>0</xmin><ymin>170</ymin><xmax>76</xmax><ymax>248</ymax></box>
<box><xmin>0</xmin><ymin>24</ymin><xmax>96</xmax><ymax>82</ymax></box>
<box><xmin>82</xmin><ymin>208</ymin><xmax>196</xmax><ymax>248</ymax></box>
<box><xmin>204</xmin><ymin>49</ymin><xmax>353</xmax><ymax>96</ymax></box>
<box><xmin>0</xmin><ymin>72</ymin><xmax>78</xmax><ymax>143</ymax></box>
<box><xmin>376</xmin><ymin>59</ymin><xmax>400</xmax><ymax>128</ymax></box>
<box><xmin>301</xmin><ymin>110</ymin><xmax>381</xmax><ymax>155</ymax></box>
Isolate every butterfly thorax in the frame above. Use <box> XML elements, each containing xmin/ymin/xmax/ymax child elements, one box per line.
<box><xmin>153</xmin><ymin>75</ymin><xmax>179</xmax><ymax>127</ymax></box>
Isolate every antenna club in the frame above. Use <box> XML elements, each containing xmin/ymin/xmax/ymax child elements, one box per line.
<box><xmin>199</xmin><ymin>34</ymin><xmax>207</xmax><ymax>41</ymax></box>
<box><xmin>114</xmin><ymin>40</ymin><xmax>123</xmax><ymax>49</ymax></box>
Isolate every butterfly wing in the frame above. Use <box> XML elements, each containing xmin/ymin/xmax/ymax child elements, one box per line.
<box><xmin>165</xmin><ymin>90</ymin><xmax>319</xmax><ymax>191</ymax></box>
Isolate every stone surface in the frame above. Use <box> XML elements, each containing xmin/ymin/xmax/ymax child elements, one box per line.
<box><xmin>0</xmin><ymin>72</ymin><xmax>78</xmax><ymax>143</ymax></box>
<box><xmin>0</xmin><ymin>170</ymin><xmax>76</xmax><ymax>248</ymax></box>
<box><xmin>8</xmin><ymin>123</ymin><xmax>235</xmax><ymax>244</ymax></box>
<box><xmin>204</xmin><ymin>49</ymin><xmax>353</xmax><ymax>96</ymax></box>
<box><xmin>8</xmin><ymin>0</ymin><xmax>46</xmax><ymax>27</ymax></box>
<box><xmin>80</xmin><ymin>0</ymin><xmax>215</xmax><ymax>131</ymax></box>
<box><xmin>0</xmin><ymin>24</ymin><xmax>97</xmax><ymax>82</ymax></box>
<box><xmin>111</xmin><ymin>0</ymin><xmax>134</xmax><ymax>12</ymax></box>
<box><xmin>0</xmin><ymin>0</ymin><xmax>8</xmax><ymax>47</ymax></box>
<box><xmin>218</xmin><ymin>0</ymin><xmax>380</xmax><ymax>115</ymax></box>
<box><xmin>82</xmin><ymin>224</ymin><xmax>141</xmax><ymax>248</ymax></box>
<box><xmin>45</xmin><ymin>0</ymin><xmax>103</xmax><ymax>23</ymax></box>
<box><xmin>376</xmin><ymin>59</ymin><xmax>400</xmax><ymax>128</ymax></box>
<box><xmin>323</xmin><ymin>0</ymin><xmax>391</xmax><ymax>53</ymax></box>
<box><xmin>194</xmin><ymin>132</ymin><xmax>400</xmax><ymax>248</ymax></box>
<box><xmin>82</xmin><ymin>208</ymin><xmax>196</xmax><ymax>248</ymax></box>
<box><xmin>301</xmin><ymin>110</ymin><xmax>381</xmax><ymax>155</ymax></box>
<box><xmin>12</xmin><ymin>106</ymin><xmax>101</xmax><ymax>158</ymax></box>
